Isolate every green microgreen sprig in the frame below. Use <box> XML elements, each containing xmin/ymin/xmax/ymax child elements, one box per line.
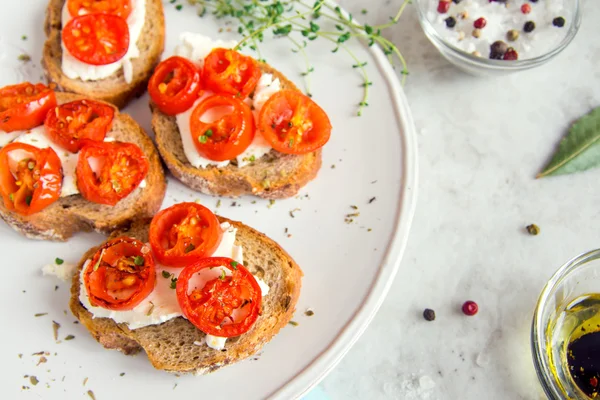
<box><xmin>185</xmin><ymin>0</ymin><xmax>409</xmax><ymax>116</ymax></box>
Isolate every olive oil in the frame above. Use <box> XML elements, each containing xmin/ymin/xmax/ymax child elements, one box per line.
<box><xmin>548</xmin><ymin>294</ymin><xmax>600</xmax><ymax>399</ymax></box>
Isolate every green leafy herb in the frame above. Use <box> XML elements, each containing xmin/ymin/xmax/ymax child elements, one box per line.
<box><xmin>188</xmin><ymin>0</ymin><xmax>410</xmax><ymax>116</ymax></box>
<box><xmin>133</xmin><ymin>256</ymin><xmax>144</xmax><ymax>266</ymax></box>
<box><xmin>219</xmin><ymin>269</ymin><xmax>226</xmax><ymax>280</ymax></box>
<box><xmin>170</xmin><ymin>277</ymin><xmax>177</xmax><ymax>289</ymax></box>
<box><xmin>64</xmin><ymin>334</ymin><xmax>75</xmax><ymax>341</ymax></box>
<box><xmin>21</xmin><ymin>35</ymin><xmax>27</xmax><ymax>40</ymax></box>
<box><xmin>249</xmin><ymin>155</ymin><xmax>256</xmax><ymax>162</ymax></box>
<box><xmin>230</xmin><ymin>261</ymin><xmax>239</xmax><ymax>270</ymax></box>
<box><xmin>162</xmin><ymin>270</ymin><xmax>171</xmax><ymax>279</ymax></box>
<box><xmin>55</xmin><ymin>258</ymin><xmax>64</xmax><ymax>265</ymax></box>
<box><xmin>199</xmin><ymin>135</ymin><xmax>208</xmax><ymax>144</ymax></box>
<box><xmin>18</xmin><ymin>54</ymin><xmax>31</xmax><ymax>62</ymax></box>
<box><xmin>205</xmin><ymin>129</ymin><xmax>213</xmax><ymax>137</ymax></box>
<box><xmin>538</xmin><ymin>107</ymin><xmax>600</xmax><ymax>178</ymax></box>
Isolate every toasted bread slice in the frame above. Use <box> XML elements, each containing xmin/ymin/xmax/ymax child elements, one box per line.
<box><xmin>152</xmin><ymin>64</ymin><xmax>322</xmax><ymax>199</ymax></box>
<box><xmin>42</xmin><ymin>0</ymin><xmax>165</xmax><ymax>109</ymax></box>
<box><xmin>0</xmin><ymin>92</ymin><xmax>167</xmax><ymax>241</ymax></box>
<box><xmin>70</xmin><ymin>216</ymin><xmax>302</xmax><ymax>374</ymax></box>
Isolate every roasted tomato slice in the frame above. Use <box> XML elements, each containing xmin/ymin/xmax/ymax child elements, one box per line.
<box><xmin>148</xmin><ymin>56</ymin><xmax>202</xmax><ymax>115</ymax></box>
<box><xmin>258</xmin><ymin>90</ymin><xmax>331</xmax><ymax>155</ymax></box>
<box><xmin>190</xmin><ymin>94</ymin><xmax>254</xmax><ymax>161</ymax></box>
<box><xmin>67</xmin><ymin>0</ymin><xmax>132</xmax><ymax>19</ymax></box>
<box><xmin>203</xmin><ymin>48</ymin><xmax>261</xmax><ymax>99</ymax></box>
<box><xmin>0</xmin><ymin>143</ymin><xmax>62</xmax><ymax>216</ymax></box>
<box><xmin>176</xmin><ymin>257</ymin><xmax>261</xmax><ymax>337</ymax></box>
<box><xmin>63</xmin><ymin>14</ymin><xmax>130</xmax><ymax>66</ymax></box>
<box><xmin>84</xmin><ymin>237</ymin><xmax>156</xmax><ymax>310</ymax></box>
<box><xmin>149</xmin><ymin>202</ymin><xmax>222</xmax><ymax>267</ymax></box>
<box><xmin>76</xmin><ymin>141</ymin><xmax>148</xmax><ymax>206</ymax></box>
<box><xmin>0</xmin><ymin>83</ymin><xmax>57</xmax><ymax>133</ymax></box>
<box><xmin>44</xmin><ymin>100</ymin><xmax>114</xmax><ymax>153</ymax></box>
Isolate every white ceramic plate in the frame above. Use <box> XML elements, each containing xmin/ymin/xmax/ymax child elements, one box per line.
<box><xmin>0</xmin><ymin>1</ymin><xmax>417</xmax><ymax>398</ymax></box>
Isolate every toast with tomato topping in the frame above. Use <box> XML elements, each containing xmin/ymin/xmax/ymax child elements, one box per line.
<box><xmin>42</xmin><ymin>0</ymin><xmax>165</xmax><ymax>109</ymax></box>
<box><xmin>0</xmin><ymin>92</ymin><xmax>166</xmax><ymax>240</ymax></box>
<box><xmin>69</xmin><ymin>216</ymin><xmax>302</xmax><ymax>374</ymax></box>
<box><xmin>152</xmin><ymin>63</ymin><xmax>323</xmax><ymax>199</ymax></box>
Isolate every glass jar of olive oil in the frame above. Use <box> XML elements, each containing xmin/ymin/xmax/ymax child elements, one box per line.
<box><xmin>532</xmin><ymin>249</ymin><xmax>600</xmax><ymax>399</ymax></box>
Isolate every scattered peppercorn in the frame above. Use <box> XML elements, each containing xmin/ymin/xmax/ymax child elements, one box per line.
<box><xmin>503</xmin><ymin>48</ymin><xmax>519</xmax><ymax>60</ymax></box>
<box><xmin>474</xmin><ymin>17</ymin><xmax>487</xmax><ymax>29</ymax></box>
<box><xmin>521</xmin><ymin>4</ymin><xmax>531</xmax><ymax>14</ymax></box>
<box><xmin>526</xmin><ymin>224</ymin><xmax>540</xmax><ymax>235</ymax></box>
<box><xmin>472</xmin><ymin>29</ymin><xmax>481</xmax><ymax>38</ymax></box>
<box><xmin>445</xmin><ymin>16</ymin><xmax>457</xmax><ymax>28</ymax></box>
<box><xmin>507</xmin><ymin>29</ymin><xmax>519</xmax><ymax>42</ymax></box>
<box><xmin>524</xmin><ymin>21</ymin><xmax>536</xmax><ymax>33</ymax></box>
<box><xmin>553</xmin><ymin>17</ymin><xmax>566</xmax><ymax>27</ymax></box>
<box><xmin>489</xmin><ymin>40</ymin><xmax>508</xmax><ymax>59</ymax></box>
<box><xmin>462</xmin><ymin>301</ymin><xmax>478</xmax><ymax>316</ymax></box>
<box><xmin>437</xmin><ymin>1</ymin><xmax>450</xmax><ymax>13</ymax></box>
<box><xmin>423</xmin><ymin>308</ymin><xmax>436</xmax><ymax>321</ymax></box>
<box><xmin>472</xmin><ymin>51</ymin><xmax>482</xmax><ymax>57</ymax></box>
<box><xmin>530</xmin><ymin>0</ymin><xmax>538</xmax><ymax>2</ymax></box>
<box><xmin>452</xmin><ymin>0</ymin><xmax>462</xmax><ymax>3</ymax></box>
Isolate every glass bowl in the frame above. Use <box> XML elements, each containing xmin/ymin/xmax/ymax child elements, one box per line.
<box><xmin>414</xmin><ymin>0</ymin><xmax>582</xmax><ymax>76</ymax></box>
<box><xmin>532</xmin><ymin>249</ymin><xmax>600</xmax><ymax>399</ymax></box>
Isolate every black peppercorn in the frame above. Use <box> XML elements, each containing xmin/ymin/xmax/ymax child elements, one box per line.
<box><xmin>445</xmin><ymin>16</ymin><xmax>457</xmax><ymax>28</ymax></box>
<box><xmin>523</xmin><ymin>21</ymin><xmax>536</xmax><ymax>33</ymax></box>
<box><xmin>553</xmin><ymin>17</ymin><xmax>566</xmax><ymax>27</ymax></box>
<box><xmin>489</xmin><ymin>40</ymin><xmax>508</xmax><ymax>59</ymax></box>
<box><xmin>452</xmin><ymin>0</ymin><xmax>462</xmax><ymax>3</ymax></box>
<box><xmin>423</xmin><ymin>308</ymin><xmax>436</xmax><ymax>321</ymax></box>
<box><xmin>530</xmin><ymin>0</ymin><xmax>538</xmax><ymax>2</ymax></box>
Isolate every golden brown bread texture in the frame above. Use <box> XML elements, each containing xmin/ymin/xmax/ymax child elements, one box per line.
<box><xmin>70</xmin><ymin>216</ymin><xmax>303</xmax><ymax>374</ymax></box>
<box><xmin>0</xmin><ymin>92</ymin><xmax>167</xmax><ymax>241</ymax></box>
<box><xmin>42</xmin><ymin>0</ymin><xmax>165</xmax><ymax>109</ymax></box>
<box><xmin>152</xmin><ymin>64</ymin><xmax>322</xmax><ymax>199</ymax></box>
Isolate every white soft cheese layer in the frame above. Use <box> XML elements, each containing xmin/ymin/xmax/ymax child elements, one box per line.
<box><xmin>0</xmin><ymin>129</ymin><xmax>23</xmax><ymax>147</ymax></box>
<box><xmin>79</xmin><ymin>222</ymin><xmax>270</xmax><ymax>350</ymax></box>
<box><xmin>12</xmin><ymin>126</ymin><xmax>80</xmax><ymax>197</ymax></box>
<box><xmin>60</xmin><ymin>0</ymin><xmax>146</xmax><ymax>83</ymax></box>
<box><xmin>173</xmin><ymin>33</ymin><xmax>278</xmax><ymax>169</ymax></box>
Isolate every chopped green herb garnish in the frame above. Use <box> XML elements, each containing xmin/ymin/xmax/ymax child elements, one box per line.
<box><xmin>249</xmin><ymin>155</ymin><xmax>256</xmax><ymax>162</ymax></box>
<box><xmin>64</xmin><ymin>335</ymin><xmax>75</xmax><ymax>341</ymax></box>
<box><xmin>175</xmin><ymin>4</ymin><xmax>182</xmax><ymax>10</ymax></box>
<box><xmin>9</xmin><ymin>193</ymin><xmax>14</xmax><ymax>202</ymax></box>
<box><xmin>230</xmin><ymin>261</ymin><xmax>239</xmax><ymax>270</ymax></box>
<box><xmin>170</xmin><ymin>278</ymin><xmax>177</xmax><ymax>289</ymax></box>
<box><xmin>184</xmin><ymin>243</ymin><xmax>196</xmax><ymax>253</ymax></box>
<box><xmin>93</xmin><ymin>250</ymin><xmax>105</xmax><ymax>271</ymax></box>
<box><xmin>25</xmin><ymin>195</ymin><xmax>32</xmax><ymax>206</ymax></box>
<box><xmin>199</xmin><ymin>135</ymin><xmax>208</xmax><ymax>144</ymax></box>
<box><xmin>162</xmin><ymin>270</ymin><xmax>171</xmax><ymax>279</ymax></box>
<box><xmin>146</xmin><ymin>302</ymin><xmax>155</xmax><ymax>316</ymax></box>
<box><xmin>119</xmin><ymin>373</ymin><xmax>125</xmax><ymax>377</ymax></box>
<box><xmin>288</xmin><ymin>138</ymin><xmax>294</xmax><ymax>148</ymax></box>
<box><xmin>288</xmin><ymin>321</ymin><xmax>299</xmax><ymax>326</ymax></box>
<box><xmin>21</xmin><ymin>35</ymin><xmax>27</xmax><ymax>40</ymax></box>
<box><xmin>55</xmin><ymin>258</ymin><xmax>64</xmax><ymax>265</ymax></box>
<box><xmin>34</xmin><ymin>313</ymin><xmax>48</xmax><ymax>317</ymax></box>
<box><xmin>361</xmin><ymin>8</ymin><xmax>368</xmax><ymax>14</ymax></box>
<box><xmin>133</xmin><ymin>256</ymin><xmax>144</xmax><ymax>266</ymax></box>
<box><xmin>205</xmin><ymin>129</ymin><xmax>213</xmax><ymax>137</ymax></box>
<box><xmin>219</xmin><ymin>269</ymin><xmax>226</xmax><ymax>280</ymax></box>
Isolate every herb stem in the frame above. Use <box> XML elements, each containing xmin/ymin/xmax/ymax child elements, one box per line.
<box><xmin>286</xmin><ymin>35</ymin><xmax>313</xmax><ymax>96</ymax></box>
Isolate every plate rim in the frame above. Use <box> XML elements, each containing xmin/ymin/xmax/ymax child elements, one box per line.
<box><xmin>269</xmin><ymin>7</ymin><xmax>419</xmax><ymax>400</ymax></box>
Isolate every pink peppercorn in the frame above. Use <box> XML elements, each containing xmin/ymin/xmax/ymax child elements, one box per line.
<box><xmin>462</xmin><ymin>300</ymin><xmax>478</xmax><ymax>316</ymax></box>
<box><xmin>474</xmin><ymin>17</ymin><xmax>487</xmax><ymax>29</ymax></box>
<box><xmin>521</xmin><ymin>4</ymin><xmax>531</xmax><ymax>14</ymax></box>
<box><xmin>437</xmin><ymin>1</ymin><xmax>450</xmax><ymax>13</ymax></box>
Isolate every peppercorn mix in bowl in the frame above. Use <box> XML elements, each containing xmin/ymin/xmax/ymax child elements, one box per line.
<box><xmin>532</xmin><ymin>249</ymin><xmax>600</xmax><ymax>399</ymax></box>
<box><xmin>415</xmin><ymin>0</ymin><xmax>581</xmax><ymax>76</ymax></box>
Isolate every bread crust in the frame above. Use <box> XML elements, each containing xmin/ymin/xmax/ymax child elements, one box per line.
<box><xmin>152</xmin><ymin>64</ymin><xmax>322</xmax><ymax>199</ymax></box>
<box><xmin>70</xmin><ymin>216</ymin><xmax>303</xmax><ymax>374</ymax></box>
<box><xmin>0</xmin><ymin>92</ymin><xmax>167</xmax><ymax>241</ymax></box>
<box><xmin>42</xmin><ymin>0</ymin><xmax>165</xmax><ymax>109</ymax></box>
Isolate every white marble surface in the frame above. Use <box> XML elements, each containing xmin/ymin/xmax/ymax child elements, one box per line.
<box><xmin>320</xmin><ymin>0</ymin><xmax>600</xmax><ymax>399</ymax></box>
